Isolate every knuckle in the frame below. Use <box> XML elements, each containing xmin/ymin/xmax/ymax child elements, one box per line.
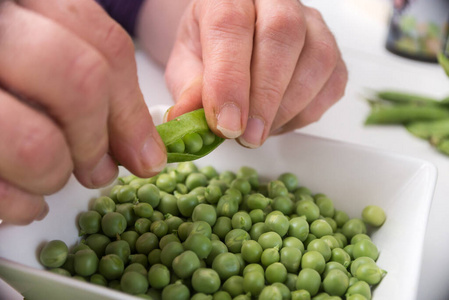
<box><xmin>103</xmin><ymin>21</ymin><xmax>135</xmax><ymax>60</ymax></box>
<box><xmin>305</xmin><ymin>7</ymin><xmax>324</xmax><ymax>21</ymax></box>
<box><xmin>207</xmin><ymin>3</ymin><xmax>255</xmax><ymax>37</ymax></box>
<box><xmin>312</xmin><ymin>38</ymin><xmax>339</xmax><ymax>70</ymax></box>
<box><xmin>261</xmin><ymin>9</ymin><xmax>304</xmax><ymax>46</ymax></box>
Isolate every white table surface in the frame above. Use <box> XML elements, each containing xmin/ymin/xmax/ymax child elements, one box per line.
<box><xmin>1</xmin><ymin>0</ymin><xmax>449</xmax><ymax>299</ymax></box>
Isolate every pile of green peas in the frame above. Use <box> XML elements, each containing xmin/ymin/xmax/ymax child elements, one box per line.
<box><xmin>39</xmin><ymin>162</ymin><xmax>387</xmax><ymax>300</ymax></box>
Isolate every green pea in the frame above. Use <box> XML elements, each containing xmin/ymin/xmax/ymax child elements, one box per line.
<box><xmin>84</xmin><ymin>233</ymin><xmax>111</xmax><ymax>258</ymax></box>
<box><xmin>333</xmin><ymin>210</ymin><xmax>349</xmax><ymax>228</ymax></box>
<box><xmin>101</xmin><ymin>212</ymin><xmax>127</xmax><ymax>238</ymax></box>
<box><xmin>158</xmin><ymin>193</ymin><xmax>180</xmax><ymax>216</ymax></box>
<box><xmin>342</xmin><ymin>218</ymin><xmax>367</xmax><ymax>240</ymax></box>
<box><xmin>221</xmin><ymin>275</ymin><xmax>244</xmax><ymax>298</ymax></box>
<box><xmin>116</xmin><ymin>203</ymin><xmax>138</xmax><ymax>225</ymax></box>
<box><xmin>120</xmin><ymin>230</ymin><xmax>139</xmax><ymax>253</ymax></box>
<box><xmin>49</xmin><ymin>268</ymin><xmax>71</xmax><ymax>277</ymax></box>
<box><xmin>249</xmin><ymin>222</ymin><xmax>267</xmax><ymax>241</ymax></box>
<box><xmin>265</xmin><ymin>262</ymin><xmax>287</xmax><ymax>284</ymax></box>
<box><xmin>265</xmin><ymin>211</ymin><xmax>289</xmax><ymax>237</ymax></box>
<box><xmin>134</xmin><ymin>218</ymin><xmax>152</xmax><ymax>235</ymax></box>
<box><xmin>272</xmin><ymin>195</ymin><xmax>294</xmax><ymax>215</ymax></box>
<box><xmin>216</xmin><ymin>195</ymin><xmax>239</xmax><ymax>218</ymax></box>
<box><xmin>315</xmin><ymin>195</ymin><xmax>335</xmax><ymax>218</ymax></box>
<box><xmin>204</xmin><ymin>185</ymin><xmax>223</xmax><ymax>204</ymax></box>
<box><xmin>135</xmin><ymin>232</ymin><xmax>159</xmax><ymax>255</ymax></box>
<box><xmin>157</xmin><ymin>173</ymin><xmax>177</xmax><ymax>193</ymax></box>
<box><xmin>206</xmin><ymin>240</ymin><xmax>229</xmax><ymax>266</ymax></box>
<box><xmin>258</xmin><ymin>231</ymin><xmax>283</xmax><ymax>250</ymax></box>
<box><xmin>121</xmin><ymin>271</ymin><xmax>149</xmax><ymax>295</ymax></box>
<box><xmin>212</xmin><ymin>252</ymin><xmax>240</xmax><ymax>281</ymax></box>
<box><xmin>283</xmin><ymin>236</ymin><xmax>305</xmax><ymax>253</ymax></box>
<box><xmin>330</xmin><ymin>248</ymin><xmax>351</xmax><ymax>268</ymax></box>
<box><xmin>277</xmin><ymin>172</ymin><xmax>299</xmax><ymax>192</ymax></box>
<box><xmin>40</xmin><ymin>240</ymin><xmax>69</xmax><ymax>268</ymax></box>
<box><xmin>355</xmin><ymin>262</ymin><xmax>387</xmax><ymax>285</ymax></box>
<box><xmin>280</xmin><ymin>246</ymin><xmax>302</xmax><ymax>273</ymax></box>
<box><xmin>190</xmin><ymin>220</ymin><xmax>213</xmax><ymax>238</ymax></box>
<box><xmin>296</xmin><ymin>268</ymin><xmax>321</xmax><ymax>296</ymax></box>
<box><xmin>231</xmin><ymin>211</ymin><xmax>252</xmax><ymax>231</ymax></box>
<box><xmin>296</xmin><ymin>199</ymin><xmax>320</xmax><ymax>223</ymax></box>
<box><xmin>192</xmin><ymin>268</ymin><xmax>221</xmax><ymax>294</ymax></box>
<box><xmin>160</xmin><ymin>241</ymin><xmax>184</xmax><ymax>267</ymax></box>
<box><xmin>74</xmin><ymin>249</ymin><xmax>98</xmax><ymax>277</ymax></box>
<box><xmin>183</xmin><ymin>132</ymin><xmax>203</xmax><ymax>154</ymax></box>
<box><xmin>322</xmin><ymin>269</ymin><xmax>349</xmax><ymax>296</ymax></box>
<box><xmin>346</xmin><ymin>280</ymin><xmax>371</xmax><ymax>300</ymax></box>
<box><xmin>310</xmin><ymin>219</ymin><xmax>333</xmax><ymax>238</ymax></box>
<box><xmin>225</xmin><ymin>229</ymin><xmax>250</xmax><ymax>253</ymax></box>
<box><xmin>78</xmin><ymin>210</ymin><xmax>102</xmax><ymax>235</ymax></box>
<box><xmin>165</xmin><ymin>215</ymin><xmax>184</xmax><ymax>233</ymax></box>
<box><xmin>320</xmin><ymin>235</ymin><xmax>340</xmax><ymax>250</ymax></box>
<box><xmin>353</xmin><ymin>239</ymin><xmax>379</xmax><ymax>261</ymax></box>
<box><xmin>362</xmin><ymin>205</ymin><xmax>386</xmax><ymax>227</ymax></box>
<box><xmin>172</xmin><ymin>250</ymin><xmax>201</xmax><ymax>279</ymax></box>
<box><xmin>346</xmin><ymin>295</ymin><xmax>368</xmax><ymax>300</ymax></box>
<box><xmin>291</xmin><ymin>289</ymin><xmax>311</xmax><ymax>300</ymax></box>
<box><xmin>246</xmin><ymin>193</ymin><xmax>271</xmax><ymax>210</ymax></box>
<box><xmin>90</xmin><ymin>273</ymin><xmax>107</xmax><ymax>286</ymax></box>
<box><xmin>150</xmin><ymin>219</ymin><xmax>169</xmax><ymax>238</ymax></box>
<box><xmin>117</xmin><ymin>185</ymin><xmax>137</xmax><ymax>203</ymax></box>
<box><xmin>159</xmin><ymin>233</ymin><xmax>181</xmax><ymax>249</ymax></box>
<box><xmin>241</xmin><ymin>240</ymin><xmax>263</xmax><ymax>263</ymax></box>
<box><xmin>301</xmin><ymin>250</ymin><xmax>325</xmax><ymax>274</ymax></box>
<box><xmin>268</xmin><ymin>180</ymin><xmax>289</xmax><ymax>198</ymax></box>
<box><xmin>105</xmin><ymin>240</ymin><xmax>130</xmax><ymax>265</ymax></box>
<box><xmin>333</xmin><ymin>232</ymin><xmax>348</xmax><ymax>248</ymax></box>
<box><xmin>129</xmin><ymin>253</ymin><xmax>148</xmax><ymax>268</ymax></box>
<box><xmin>133</xmin><ymin>202</ymin><xmax>154</xmax><ymax>218</ymax></box>
<box><xmin>323</xmin><ymin>261</ymin><xmax>349</xmax><ymax>278</ymax></box>
<box><xmin>230</xmin><ymin>178</ymin><xmax>252</xmax><ymax>196</ymax></box>
<box><xmin>148</xmin><ymin>248</ymin><xmax>162</xmax><ymax>265</ymax></box>
<box><xmin>184</xmin><ymin>233</ymin><xmax>213</xmax><ymax>259</ymax></box>
<box><xmin>351</xmin><ymin>233</ymin><xmax>371</xmax><ymax>245</ymax></box>
<box><xmin>350</xmin><ymin>257</ymin><xmax>376</xmax><ymax>276</ymax></box>
<box><xmin>148</xmin><ymin>264</ymin><xmax>171</xmax><ymax>289</ymax></box>
<box><xmin>168</xmin><ymin>138</ymin><xmax>186</xmax><ymax>153</ymax></box>
<box><xmin>98</xmin><ymin>254</ymin><xmax>124</xmax><ymax>280</ymax></box>
<box><xmin>91</xmin><ymin>196</ymin><xmax>116</xmax><ymax>216</ymax></box>
<box><xmin>307</xmin><ymin>239</ymin><xmax>331</xmax><ymax>262</ymax></box>
<box><xmin>192</xmin><ymin>203</ymin><xmax>217</xmax><ymax>227</ymax></box>
<box><xmin>243</xmin><ymin>271</ymin><xmax>265</xmax><ymax>296</ymax></box>
<box><xmin>137</xmin><ymin>183</ymin><xmax>161</xmax><ymax>207</ymax></box>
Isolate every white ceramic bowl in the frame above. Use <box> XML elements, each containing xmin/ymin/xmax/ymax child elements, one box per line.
<box><xmin>0</xmin><ymin>106</ymin><xmax>437</xmax><ymax>300</ymax></box>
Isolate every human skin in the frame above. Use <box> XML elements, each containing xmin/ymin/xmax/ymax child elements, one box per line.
<box><xmin>0</xmin><ymin>0</ymin><xmax>347</xmax><ymax>225</ymax></box>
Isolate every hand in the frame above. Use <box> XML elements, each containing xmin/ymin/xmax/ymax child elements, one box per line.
<box><xmin>160</xmin><ymin>0</ymin><xmax>347</xmax><ymax>148</ymax></box>
<box><xmin>0</xmin><ymin>0</ymin><xmax>166</xmax><ymax>225</ymax></box>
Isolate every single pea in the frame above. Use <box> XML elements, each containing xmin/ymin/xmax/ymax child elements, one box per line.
<box><xmin>148</xmin><ymin>248</ymin><xmax>162</xmax><ymax>265</ymax></box>
<box><xmin>346</xmin><ymin>295</ymin><xmax>368</xmax><ymax>300</ymax></box>
<box><xmin>265</xmin><ymin>211</ymin><xmax>289</xmax><ymax>237</ymax></box>
<box><xmin>323</xmin><ymin>261</ymin><xmax>350</xmax><ymax>278</ymax></box>
<box><xmin>157</xmin><ymin>173</ymin><xmax>177</xmax><ymax>193</ymax></box>
<box><xmin>351</xmin><ymin>233</ymin><xmax>371</xmax><ymax>245</ymax></box>
<box><xmin>355</xmin><ymin>262</ymin><xmax>387</xmax><ymax>285</ymax></box>
<box><xmin>230</xmin><ymin>178</ymin><xmax>252</xmax><ymax>196</ymax></box>
<box><xmin>135</xmin><ymin>232</ymin><xmax>159</xmax><ymax>255</ymax></box>
<box><xmin>333</xmin><ymin>232</ymin><xmax>348</xmax><ymax>248</ymax></box>
<box><xmin>303</xmin><ymin>233</ymin><xmax>317</xmax><ymax>248</ymax></box>
<box><xmin>158</xmin><ymin>193</ymin><xmax>180</xmax><ymax>216</ymax></box>
<box><xmin>246</xmin><ymin>193</ymin><xmax>271</xmax><ymax>210</ymax></box>
<box><xmin>216</xmin><ymin>195</ymin><xmax>239</xmax><ymax>218</ymax></box>
<box><xmin>213</xmin><ymin>216</ymin><xmax>232</xmax><ymax>240</ymax></box>
<box><xmin>204</xmin><ymin>185</ymin><xmax>223</xmax><ymax>204</ymax></box>
<box><xmin>353</xmin><ymin>239</ymin><xmax>379</xmax><ymax>261</ymax></box>
<box><xmin>272</xmin><ymin>196</ymin><xmax>294</xmax><ymax>215</ymax></box>
<box><xmin>282</xmin><ymin>236</ymin><xmax>305</xmax><ymax>253</ymax></box>
<box><xmin>258</xmin><ymin>285</ymin><xmax>282</xmax><ymax>300</ymax></box>
<box><xmin>296</xmin><ymin>268</ymin><xmax>321</xmax><ymax>296</ymax></box>
<box><xmin>184</xmin><ymin>233</ymin><xmax>213</xmax><ymax>259</ymax></box>
<box><xmin>40</xmin><ymin>240</ymin><xmax>69</xmax><ymax>268</ymax></box>
<box><xmin>162</xmin><ymin>281</ymin><xmax>191</xmax><ymax>300</ymax></box>
<box><xmin>218</xmin><ymin>170</ymin><xmax>236</xmax><ymax>185</ymax></box>
<box><xmin>271</xmin><ymin>283</ymin><xmax>290</xmax><ymax>300</ymax></box>
<box><xmin>307</xmin><ymin>239</ymin><xmax>331</xmax><ymax>262</ymax></box>
<box><xmin>280</xmin><ymin>246</ymin><xmax>302</xmax><ymax>273</ymax></box>
<box><xmin>322</xmin><ymin>269</ymin><xmax>349</xmax><ymax>296</ymax></box>
<box><xmin>265</xmin><ymin>262</ymin><xmax>287</xmax><ymax>284</ymax></box>
<box><xmin>350</xmin><ymin>257</ymin><xmax>376</xmax><ymax>276</ymax></box>
<box><xmin>268</xmin><ymin>180</ymin><xmax>289</xmax><ymax>198</ymax></box>
<box><xmin>190</xmin><ymin>203</ymin><xmax>217</xmax><ymax>227</ymax></box>
<box><xmin>261</xmin><ymin>247</ymin><xmax>280</xmax><ymax>268</ymax></box>
<box><xmin>78</xmin><ymin>210</ymin><xmax>102</xmax><ymax>235</ymax></box>
<box><xmin>344</xmin><ymin>244</ymin><xmax>355</xmax><ymax>260</ymax></box>
<box><xmin>310</xmin><ymin>219</ymin><xmax>333</xmax><ymax>238</ymax></box>
<box><xmin>74</xmin><ymin>249</ymin><xmax>98</xmax><ymax>277</ymax></box>
<box><xmin>120</xmin><ymin>230</ymin><xmax>139</xmax><ymax>253</ymax></box>
<box><xmin>362</xmin><ymin>205</ymin><xmax>386</xmax><ymax>227</ymax></box>
<box><xmin>159</xmin><ymin>233</ymin><xmax>181</xmax><ymax>249</ymax></box>
<box><xmin>172</xmin><ymin>250</ymin><xmax>201</xmax><ymax>279</ymax></box>
<box><xmin>346</xmin><ymin>280</ymin><xmax>371</xmax><ymax>300</ymax></box>
<box><xmin>278</xmin><ymin>172</ymin><xmax>299</xmax><ymax>192</ymax></box>
<box><xmin>211</xmin><ymin>252</ymin><xmax>241</xmax><ymax>281</ymax></box>
<box><xmin>121</xmin><ymin>271</ymin><xmax>149</xmax><ymax>295</ymax></box>
<box><xmin>133</xmin><ymin>202</ymin><xmax>154</xmax><ymax>218</ymax></box>
<box><xmin>342</xmin><ymin>218</ymin><xmax>367</xmax><ymax>240</ymax></box>
<box><xmin>221</xmin><ymin>275</ymin><xmax>244</xmax><ymax>298</ymax></box>
<box><xmin>150</xmin><ymin>209</ymin><xmax>165</xmax><ymax>222</ymax></box>
<box><xmin>330</xmin><ymin>248</ymin><xmax>351</xmax><ymax>268</ymax></box>
<box><xmin>105</xmin><ymin>240</ymin><xmax>131</xmax><ymax>265</ymax></box>
<box><xmin>137</xmin><ymin>183</ymin><xmax>161</xmax><ymax>207</ymax></box>
<box><xmin>101</xmin><ymin>212</ymin><xmax>127</xmax><ymax>238</ymax></box>
<box><xmin>199</xmin><ymin>165</ymin><xmax>219</xmax><ymax>179</ymax></box>
<box><xmin>285</xmin><ymin>273</ymin><xmax>298</xmax><ymax>291</ymax></box>
<box><xmin>115</xmin><ymin>203</ymin><xmax>138</xmax><ymax>225</ymax></box>
<box><xmin>160</xmin><ymin>241</ymin><xmax>184</xmax><ymax>267</ymax></box>
<box><xmin>206</xmin><ymin>239</ymin><xmax>229</xmax><ymax>266</ymax></box>
<box><xmin>225</xmin><ymin>229</ymin><xmax>250</xmax><ymax>253</ymax></box>
<box><xmin>241</xmin><ymin>240</ymin><xmax>263</xmax><ymax>263</ymax></box>
<box><xmin>296</xmin><ymin>199</ymin><xmax>320</xmax><ymax>223</ymax></box>
<box><xmin>333</xmin><ymin>210</ymin><xmax>350</xmax><ymax>228</ymax></box>
<box><xmin>243</xmin><ymin>271</ymin><xmax>265</xmax><ymax>296</ymax></box>
<box><xmin>150</xmin><ymin>219</ymin><xmax>169</xmax><ymax>239</ymax></box>
<box><xmin>249</xmin><ymin>222</ymin><xmax>267</xmax><ymax>241</ymax></box>
<box><xmin>293</xmin><ymin>187</ymin><xmax>312</xmax><ymax>199</ymax></box>
<box><xmin>148</xmin><ymin>264</ymin><xmax>171</xmax><ymax>289</ymax></box>
<box><xmin>49</xmin><ymin>268</ymin><xmax>71</xmax><ymax>277</ymax></box>
<box><xmin>324</xmin><ymin>217</ymin><xmax>338</xmax><ymax>233</ymax></box>
<box><xmin>258</xmin><ymin>231</ymin><xmax>283</xmax><ymax>250</ymax></box>
<box><xmin>191</xmin><ymin>268</ymin><xmax>221</xmax><ymax>294</ymax></box>
<box><xmin>129</xmin><ymin>253</ymin><xmax>149</xmax><ymax>268</ymax></box>
<box><xmin>291</xmin><ymin>289</ymin><xmax>311</xmax><ymax>300</ymax></box>
<box><xmin>165</xmin><ymin>215</ymin><xmax>184</xmax><ymax>233</ymax></box>
<box><xmin>231</xmin><ymin>211</ymin><xmax>252</xmax><ymax>231</ymax></box>
<box><xmin>191</xmin><ymin>293</ymin><xmax>213</xmax><ymax>300</ymax></box>
<box><xmin>84</xmin><ymin>233</ymin><xmax>111</xmax><ymax>258</ymax></box>
<box><xmin>91</xmin><ymin>196</ymin><xmax>116</xmax><ymax>216</ymax></box>
<box><xmin>168</xmin><ymin>138</ymin><xmax>186</xmax><ymax>153</ymax></box>
<box><xmin>186</xmin><ymin>173</ymin><xmax>209</xmax><ymax>191</ymax></box>
<box><xmin>90</xmin><ymin>273</ymin><xmax>107</xmax><ymax>286</ymax></box>
<box><xmin>116</xmin><ymin>185</ymin><xmax>137</xmax><ymax>203</ymax></box>
<box><xmin>190</xmin><ymin>220</ymin><xmax>213</xmax><ymax>238</ymax></box>
<box><xmin>301</xmin><ymin>250</ymin><xmax>326</xmax><ymax>274</ymax></box>
<box><xmin>249</xmin><ymin>209</ymin><xmax>265</xmax><ymax>224</ymax></box>
<box><xmin>212</xmin><ymin>291</ymin><xmax>232</xmax><ymax>300</ymax></box>
<box><xmin>315</xmin><ymin>195</ymin><xmax>335</xmax><ymax>218</ymax></box>
<box><xmin>320</xmin><ymin>235</ymin><xmax>340</xmax><ymax>250</ymax></box>
<box><xmin>183</xmin><ymin>132</ymin><xmax>203</xmax><ymax>154</ymax></box>
<box><xmin>98</xmin><ymin>254</ymin><xmax>124</xmax><ymax>280</ymax></box>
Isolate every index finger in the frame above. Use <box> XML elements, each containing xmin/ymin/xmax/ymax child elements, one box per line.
<box><xmin>198</xmin><ymin>0</ymin><xmax>255</xmax><ymax>138</ymax></box>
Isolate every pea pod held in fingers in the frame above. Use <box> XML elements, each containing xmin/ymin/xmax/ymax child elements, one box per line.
<box><xmin>365</xmin><ymin>105</ymin><xmax>449</xmax><ymax>125</ymax></box>
<box><xmin>156</xmin><ymin>109</ymin><xmax>225</xmax><ymax>163</ymax></box>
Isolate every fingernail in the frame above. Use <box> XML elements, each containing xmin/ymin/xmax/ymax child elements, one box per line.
<box><xmin>141</xmin><ymin>136</ymin><xmax>167</xmax><ymax>174</ymax></box>
<box><xmin>217</xmin><ymin>103</ymin><xmax>242</xmax><ymax>139</ymax></box>
<box><xmin>91</xmin><ymin>153</ymin><xmax>119</xmax><ymax>187</ymax></box>
<box><xmin>163</xmin><ymin>106</ymin><xmax>174</xmax><ymax>123</ymax></box>
<box><xmin>36</xmin><ymin>201</ymin><xmax>49</xmax><ymax>221</ymax></box>
<box><xmin>238</xmin><ymin>117</ymin><xmax>265</xmax><ymax>148</ymax></box>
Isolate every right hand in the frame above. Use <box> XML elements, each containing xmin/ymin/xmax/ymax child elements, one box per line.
<box><xmin>0</xmin><ymin>0</ymin><xmax>167</xmax><ymax>225</ymax></box>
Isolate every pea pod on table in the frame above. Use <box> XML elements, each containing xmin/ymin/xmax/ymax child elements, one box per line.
<box><xmin>156</xmin><ymin>108</ymin><xmax>225</xmax><ymax>163</ymax></box>
<box><xmin>365</xmin><ymin>105</ymin><xmax>449</xmax><ymax>125</ymax></box>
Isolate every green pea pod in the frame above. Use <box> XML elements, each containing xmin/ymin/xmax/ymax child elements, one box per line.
<box><xmin>437</xmin><ymin>52</ymin><xmax>449</xmax><ymax>77</ymax></box>
<box><xmin>156</xmin><ymin>109</ymin><xmax>225</xmax><ymax>163</ymax></box>
<box><xmin>375</xmin><ymin>90</ymin><xmax>441</xmax><ymax>106</ymax></box>
<box><xmin>365</xmin><ymin>105</ymin><xmax>449</xmax><ymax>125</ymax></box>
<box><xmin>405</xmin><ymin>119</ymin><xmax>449</xmax><ymax>140</ymax></box>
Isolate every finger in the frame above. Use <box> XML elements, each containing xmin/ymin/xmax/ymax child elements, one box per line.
<box><xmin>199</xmin><ymin>0</ymin><xmax>256</xmax><ymax>138</ymax></box>
<box><xmin>0</xmin><ymin>88</ymin><xmax>73</xmax><ymax>195</ymax></box>
<box><xmin>237</xmin><ymin>0</ymin><xmax>305</xmax><ymax>148</ymax></box>
<box><xmin>0</xmin><ymin>178</ymin><xmax>48</xmax><ymax>225</ymax></box>
<box><xmin>0</xmin><ymin>2</ymin><xmax>118</xmax><ymax>188</ymax></box>
<box><xmin>270</xmin><ymin>6</ymin><xmax>341</xmax><ymax>132</ymax></box>
<box><xmin>18</xmin><ymin>0</ymin><xmax>167</xmax><ymax>178</ymax></box>
<box><xmin>271</xmin><ymin>58</ymin><xmax>348</xmax><ymax>134</ymax></box>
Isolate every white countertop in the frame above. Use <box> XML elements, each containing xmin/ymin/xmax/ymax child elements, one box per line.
<box><xmin>1</xmin><ymin>0</ymin><xmax>449</xmax><ymax>299</ymax></box>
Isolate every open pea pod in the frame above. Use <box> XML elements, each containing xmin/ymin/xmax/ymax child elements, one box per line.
<box><xmin>156</xmin><ymin>108</ymin><xmax>225</xmax><ymax>163</ymax></box>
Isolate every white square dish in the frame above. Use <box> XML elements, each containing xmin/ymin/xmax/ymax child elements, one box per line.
<box><xmin>0</xmin><ymin>105</ymin><xmax>437</xmax><ymax>300</ymax></box>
